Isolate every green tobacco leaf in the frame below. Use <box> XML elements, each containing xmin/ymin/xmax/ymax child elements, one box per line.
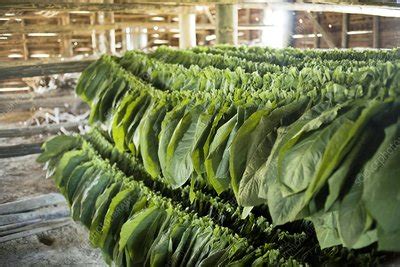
<box><xmin>37</xmin><ymin>135</ymin><xmax>81</xmax><ymax>163</ymax></box>
<box><xmin>158</xmin><ymin>101</ymin><xmax>189</xmax><ymax>185</ymax></box>
<box><xmin>164</xmin><ymin>103</ymin><xmax>205</xmax><ymax>187</ymax></box>
<box><xmin>238</xmin><ymin>99</ymin><xmax>308</xmax><ymax>206</ymax></box>
<box><xmin>80</xmin><ymin>171</ymin><xmax>113</xmax><ymax>227</ymax></box>
<box><xmin>338</xmin><ymin>181</ymin><xmax>367</xmax><ymax>248</ymax></box>
<box><xmin>119</xmin><ymin>206</ymin><xmax>166</xmax><ymax>265</ymax></box>
<box><xmin>363</xmin><ymin>120</ymin><xmax>400</xmax><ymax>234</ymax></box>
<box><xmin>230</xmin><ymin>108</ymin><xmax>272</xmax><ymax>198</ymax></box>
<box><xmin>139</xmin><ymin>102</ymin><xmax>167</xmax><ymax>178</ymax></box>
<box><xmin>90</xmin><ymin>180</ymin><xmax>123</xmax><ymax>247</ymax></box>
<box><xmin>205</xmin><ymin>113</ymin><xmax>237</xmax><ymax>194</ymax></box>
<box><xmin>310</xmin><ymin>211</ymin><xmax>341</xmax><ymax>249</ymax></box>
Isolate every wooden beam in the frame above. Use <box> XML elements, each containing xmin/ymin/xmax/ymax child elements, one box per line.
<box><xmin>0</xmin><ymin>59</ymin><xmax>95</xmax><ymax>80</ymax></box>
<box><xmin>0</xmin><ymin>22</ymin><xmax>269</xmax><ymax>34</ymax></box>
<box><xmin>0</xmin><ymin>121</ymin><xmax>84</xmax><ymax>138</ymax></box>
<box><xmin>341</xmin><ymin>13</ymin><xmax>349</xmax><ymax>48</ymax></box>
<box><xmin>373</xmin><ymin>16</ymin><xmax>380</xmax><ymax>48</ymax></box>
<box><xmin>305</xmin><ymin>12</ymin><xmax>336</xmax><ymax>48</ymax></box>
<box><xmin>268</xmin><ymin>2</ymin><xmax>400</xmax><ymax>18</ymax></box>
<box><xmin>0</xmin><ymin>1</ymin><xmax>180</xmax><ymax>13</ymax></box>
<box><xmin>216</xmin><ymin>4</ymin><xmax>238</xmax><ymax>45</ymax></box>
<box><xmin>0</xmin><ymin>143</ymin><xmax>42</xmax><ymax>158</ymax></box>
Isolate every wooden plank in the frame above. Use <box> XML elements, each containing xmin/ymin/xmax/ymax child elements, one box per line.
<box><xmin>0</xmin><ymin>59</ymin><xmax>95</xmax><ymax>80</ymax></box>
<box><xmin>0</xmin><ymin>218</ymin><xmax>71</xmax><ymax>243</ymax></box>
<box><xmin>0</xmin><ymin>143</ymin><xmax>42</xmax><ymax>158</ymax></box>
<box><xmin>0</xmin><ymin>21</ymin><xmax>271</xmax><ymax>34</ymax></box>
<box><xmin>0</xmin><ymin>121</ymin><xmax>84</xmax><ymax>138</ymax></box>
<box><xmin>0</xmin><ymin>205</ymin><xmax>69</xmax><ymax>226</ymax></box>
<box><xmin>0</xmin><ymin>219</ymin><xmax>41</xmax><ymax>233</ymax></box>
<box><xmin>0</xmin><ymin>193</ymin><xmax>65</xmax><ymax>215</ymax></box>
<box><xmin>341</xmin><ymin>13</ymin><xmax>349</xmax><ymax>48</ymax></box>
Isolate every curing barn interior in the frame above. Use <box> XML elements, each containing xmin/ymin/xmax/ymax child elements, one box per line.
<box><xmin>1</xmin><ymin>0</ymin><xmax>400</xmax><ymax>266</ymax></box>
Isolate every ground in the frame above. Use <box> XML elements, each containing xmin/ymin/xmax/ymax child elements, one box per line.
<box><xmin>0</xmin><ymin>122</ymin><xmax>105</xmax><ymax>265</ymax></box>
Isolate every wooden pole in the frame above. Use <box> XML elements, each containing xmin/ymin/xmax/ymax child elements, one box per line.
<box><xmin>106</xmin><ymin>0</ymin><xmax>116</xmax><ymax>54</ymax></box>
<box><xmin>179</xmin><ymin>6</ymin><xmax>197</xmax><ymax>48</ymax></box>
<box><xmin>61</xmin><ymin>13</ymin><xmax>73</xmax><ymax>58</ymax></box>
<box><xmin>21</xmin><ymin>20</ymin><xmax>29</xmax><ymax>60</ymax></box>
<box><xmin>132</xmin><ymin>27</ymin><xmax>148</xmax><ymax>50</ymax></box>
<box><xmin>313</xmin><ymin>14</ymin><xmax>320</xmax><ymax>48</ymax></box>
<box><xmin>341</xmin><ymin>13</ymin><xmax>349</xmax><ymax>48</ymax></box>
<box><xmin>97</xmin><ymin>12</ymin><xmax>107</xmax><ymax>54</ymax></box>
<box><xmin>216</xmin><ymin>4</ymin><xmax>238</xmax><ymax>45</ymax></box>
<box><xmin>373</xmin><ymin>16</ymin><xmax>380</xmax><ymax>48</ymax></box>
<box><xmin>90</xmin><ymin>13</ymin><xmax>97</xmax><ymax>55</ymax></box>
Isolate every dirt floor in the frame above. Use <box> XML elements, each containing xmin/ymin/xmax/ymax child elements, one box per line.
<box><xmin>0</xmin><ymin>109</ymin><xmax>105</xmax><ymax>266</ymax></box>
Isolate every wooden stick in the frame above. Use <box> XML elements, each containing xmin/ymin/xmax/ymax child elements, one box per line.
<box><xmin>0</xmin><ymin>193</ymin><xmax>66</xmax><ymax>215</ymax></box>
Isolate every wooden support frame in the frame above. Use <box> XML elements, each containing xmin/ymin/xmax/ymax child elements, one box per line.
<box><xmin>305</xmin><ymin>12</ymin><xmax>336</xmax><ymax>48</ymax></box>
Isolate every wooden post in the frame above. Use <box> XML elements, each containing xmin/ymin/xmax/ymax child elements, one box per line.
<box><xmin>245</xmin><ymin>8</ymin><xmax>251</xmax><ymax>43</ymax></box>
<box><xmin>373</xmin><ymin>16</ymin><xmax>380</xmax><ymax>48</ymax></box>
<box><xmin>105</xmin><ymin>0</ymin><xmax>115</xmax><ymax>54</ymax></box>
<box><xmin>132</xmin><ymin>27</ymin><xmax>147</xmax><ymax>50</ymax></box>
<box><xmin>90</xmin><ymin>13</ymin><xmax>97</xmax><ymax>54</ymax></box>
<box><xmin>122</xmin><ymin>28</ymin><xmax>128</xmax><ymax>52</ymax></box>
<box><xmin>97</xmin><ymin>12</ymin><xmax>107</xmax><ymax>54</ymax></box>
<box><xmin>216</xmin><ymin>4</ymin><xmax>238</xmax><ymax>45</ymax></box>
<box><xmin>341</xmin><ymin>14</ymin><xmax>349</xmax><ymax>48</ymax></box>
<box><xmin>21</xmin><ymin>19</ymin><xmax>28</xmax><ymax>60</ymax></box>
<box><xmin>313</xmin><ymin>14</ymin><xmax>320</xmax><ymax>48</ymax></box>
<box><xmin>61</xmin><ymin>14</ymin><xmax>73</xmax><ymax>57</ymax></box>
<box><xmin>179</xmin><ymin>6</ymin><xmax>196</xmax><ymax>48</ymax></box>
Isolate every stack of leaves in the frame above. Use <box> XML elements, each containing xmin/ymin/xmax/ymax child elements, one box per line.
<box><xmin>38</xmin><ymin>46</ymin><xmax>400</xmax><ymax>265</ymax></box>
